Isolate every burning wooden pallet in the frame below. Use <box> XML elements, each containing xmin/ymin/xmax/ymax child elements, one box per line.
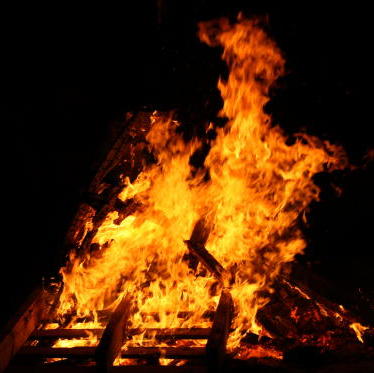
<box><xmin>1</xmin><ymin>284</ymin><xmax>233</xmax><ymax>373</ymax></box>
<box><xmin>2</xmin><ymin>111</ymin><xmax>374</xmax><ymax>373</ymax></box>
<box><xmin>0</xmin><ymin>112</ymin><xmax>234</xmax><ymax>372</ymax></box>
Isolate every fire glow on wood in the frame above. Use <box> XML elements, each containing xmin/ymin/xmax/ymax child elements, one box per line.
<box><xmin>44</xmin><ymin>16</ymin><xmax>370</xmax><ymax>364</ymax></box>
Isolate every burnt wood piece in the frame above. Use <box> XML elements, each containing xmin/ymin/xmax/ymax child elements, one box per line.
<box><xmin>121</xmin><ymin>346</ymin><xmax>206</xmax><ymax>359</ymax></box>
<box><xmin>189</xmin><ymin>218</ymin><xmax>211</xmax><ymax>248</ymax></box>
<box><xmin>95</xmin><ymin>293</ymin><xmax>133</xmax><ymax>372</ymax></box>
<box><xmin>32</xmin><ymin>328</ymin><xmax>210</xmax><ymax>340</ymax></box>
<box><xmin>139</xmin><ymin>311</ymin><xmax>215</xmax><ymax>320</ymax></box>
<box><xmin>31</xmin><ymin>328</ymin><xmax>103</xmax><ymax>339</ymax></box>
<box><xmin>0</xmin><ymin>288</ymin><xmax>49</xmax><ymax>373</ymax></box>
<box><xmin>17</xmin><ymin>346</ymin><xmax>95</xmax><ymax>358</ymax></box>
<box><xmin>88</xmin><ymin>112</ymin><xmax>151</xmax><ymax>194</ymax></box>
<box><xmin>184</xmin><ymin>217</ymin><xmax>228</xmax><ymax>282</ymax></box>
<box><xmin>184</xmin><ymin>218</ymin><xmax>211</xmax><ymax>272</ymax></box>
<box><xmin>256</xmin><ymin>301</ymin><xmax>299</xmax><ymax>339</ymax></box>
<box><xmin>184</xmin><ymin>240</ymin><xmax>226</xmax><ymax>282</ymax></box>
<box><xmin>43</xmin><ymin>310</ymin><xmax>215</xmax><ymax>325</ymax></box>
<box><xmin>17</xmin><ymin>346</ymin><xmax>206</xmax><ymax>359</ymax></box>
<box><xmin>282</xmin><ymin>275</ymin><xmax>360</xmax><ymax>325</ymax></box>
<box><xmin>65</xmin><ymin>112</ymin><xmax>152</xmax><ymax>249</ymax></box>
<box><xmin>289</xmin><ymin>263</ymin><xmax>374</xmax><ymax>327</ymax></box>
<box><xmin>39</xmin><ymin>283</ymin><xmax>63</xmax><ymax>330</ymax></box>
<box><xmin>206</xmin><ymin>290</ymin><xmax>234</xmax><ymax>372</ymax></box>
<box><xmin>129</xmin><ymin>328</ymin><xmax>210</xmax><ymax>340</ymax></box>
<box><xmin>277</xmin><ymin>279</ymin><xmax>343</xmax><ymax>334</ymax></box>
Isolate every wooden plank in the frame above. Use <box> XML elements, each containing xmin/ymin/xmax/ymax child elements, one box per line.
<box><xmin>95</xmin><ymin>293</ymin><xmax>133</xmax><ymax>371</ymax></box>
<box><xmin>17</xmin><ymin>346</ymin><xmax>206</xmax><ymax>360</ymax></box>
<box><xmin>5</xmin><ymin>366</ymin><xmax>97</xmax><ymax>373</ymax></box>
<box><xmin>6</xmin><ymin>365</ymin><xmax>207</xmax><ymax>373</ymax></box>
<box><xmin>121</xmin><ymin>346</ymin><xmax>206</xmax><ymax>359</ymax></box>
<box><xmin>17</xmin><ymin>346</ymin><xmax>95</xmax><ymax>358</ymax></box>
<box><xmin>206</xmin><ymin>290</ymin><xmax>234</xmax><ymax>371</ymax></box>
<box><xmin>189</xmin><ymin>218</ymin><xmax>211</xmax><ymax>248</ymax></box>
<box><xmin>0</xmin><ymin>288</ymin><xmax>48</xmax><ymax>373</ymax></box>
<box><xmin>42</xmin><ymin>310</ymin><xmax>215</xmax><ymax>326</ymax></box>
<box><xmin>112</xmin><ymin>367</ymin><xmax>207</xmax><ymax>373</ymax></box>
<box><xmin>138</xmin><ymin>311</ymin><xmax>215</xmax><ymax>320</ymax></box>
<box><xmin>32</xmin><ymin>328</ymin><xmax>210</xmax><ymax>340</ymax></box>
<box><xmin>31</xmin><ymin>328</ymin><xmax>103</xmax><ymax>339</ymax></box>
<box><xmin>137</xmin><ymin>328</ymin><xmax>210</xmax><ymax>340</ymax></box>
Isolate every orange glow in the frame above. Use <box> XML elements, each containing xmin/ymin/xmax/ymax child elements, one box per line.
<box><xmin>56</xmin><ymin>16</ymin><xmax>348</xmax><ymax>354</ymax></box>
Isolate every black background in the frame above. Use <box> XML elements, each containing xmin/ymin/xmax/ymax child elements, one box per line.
<box><xmin>2</xmin><ymin>1</ymin><xmax>373</xmax><ymax>326</ymax></box>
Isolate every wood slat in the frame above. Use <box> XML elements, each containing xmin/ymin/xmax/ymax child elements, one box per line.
<box><xmin>17</xmin><ymin>346</ymin><xmax>206</xmax><ymax>360</ymax></box>
<box><xmin>95</xmin><ymin>294</ymin><xmax>133</xmax><ymax>371</ymax></box>
<box><xmin>184</xmin><ymin>217</ymin><xmax>228</xmax><ymax>282</ymax></box>
<box><xmin>97</xmin><ymin>310</ymin><xmax>215</xmax><ymax>320</ymax></box>
<box><xmin>140</xmin><ymin>311</ymin><xmax>215</xmax><ymax>320</ymax></box>
<box><xmin>17</xmin><ymin>346</ymin><xmax>95</xmax><ymax>358</ymax></box>
<box><xmin>133</xmin><ymin>328</ymin><xmax>210</xmax><ymax>340</ymax></box>
<box><xmin>32</xmin><ymin>328</ymin><xmax>210</xmax><ymax>340</ymax></box>
<box><xmin>0</xmin><ymin>288</ymin><xmax>49</xmax><ymax>373</ymax></box>
<box><xmin>121</xmin><ymin>346</ymin><xmax>206</xmax><ymax>359</ymax></box>
<box><xmin>206</xmin><ymin>290</ymin><xmax>234</xmax><ymax>371</ymax></box>
<box><xmin>6</xmin><ymin>365</ymin><xmax>208</xmax><ymax>373</ymax></box>
<box><xmin>32</xmin><ymin>329</ymin><xmax>103</xmax><ymax>339</ymax></box>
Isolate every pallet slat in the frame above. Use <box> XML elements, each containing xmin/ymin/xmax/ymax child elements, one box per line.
<box><xmin>95</xmin><ymin>294</ymin><xmax>133</xmax><ymax>371</ymax></box>
<box><xmin>206</xmin><ymin>290</ymin><xmax>234</xmax><ymax>371</ymax></box>
<box><xmin>121</xmin><ymin>346</ymin><xmax>206</xmax><ymax>359</ymax></box>
<box><xmin>6</xmin><ymin>365</ymin><xmax>207</xmax><ymax>373</ymax></box>
<box><xmin>32</xmin><ymin>328</ymin><xmax>210</xmax><ymax>340</ymax></box>
<box><xmin>17</xmin><ymin>346</ymin><xmax>206</xmax><ymax>359</ymax></box>
<box><xmin>0</xmin><ymin>288</ymin><xmax>49</xmax><ymax>373</ymax></box>
<box><xmin>18</xmin><ymin>346</ymin><xmax>95</xmax><ymax>358</ymax></box>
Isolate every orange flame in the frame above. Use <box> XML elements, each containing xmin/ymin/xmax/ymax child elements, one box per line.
<box><xmin>57</xmin><ymin>16</ymin><xmax>347</xmax><ymax>351</ymax></box>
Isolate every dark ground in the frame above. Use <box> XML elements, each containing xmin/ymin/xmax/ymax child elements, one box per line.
<box><xmin>2</xmin><ymin>1</ymin><xmax>373</xmax><ymax>327</ymax></box>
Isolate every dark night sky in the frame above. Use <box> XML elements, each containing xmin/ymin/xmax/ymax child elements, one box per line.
<box><xmin>2</xmin><ymin>1</ymin><xmax>373</xmax><ymax>325</ymax></box>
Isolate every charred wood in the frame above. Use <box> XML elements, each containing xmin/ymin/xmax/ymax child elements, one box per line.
<box><xmin>95</xmin><ymin>293</ymin><xmax>133</xmax><ymax>371</ymax></box>
<box><xmin>206</xmin><ymin>290</ymin><xmax>234</xmax><ymax>371</ymax></box>
<box><xmin>0</xmin><ymin>288</ymin><xmax>52</xmax><ymax>373</ymax></box>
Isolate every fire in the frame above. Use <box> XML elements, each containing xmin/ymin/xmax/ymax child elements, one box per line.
<box><xmin>350</xmin><ymin>322</ymin><xmax>369</xmax><ymax>343</ymax></box>
<box><xmin>57</xmin><ymin>15</ymin><xmax>347</xmax><ymax>354</ymax></box>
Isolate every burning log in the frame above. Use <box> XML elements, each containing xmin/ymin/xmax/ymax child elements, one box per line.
<box><xmin>95</xmin><ymin>293</ymin><xmax>133</xmax><ymax>372</ymax></box>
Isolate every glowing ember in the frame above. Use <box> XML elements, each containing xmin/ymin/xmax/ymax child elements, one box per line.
<box><xmin>235</xmin><ymin>345</ymin><xmax>283</xmax><ymax>360</ymax></box>
<box><xmin>56</xmin><ymin>16</ymin><xmax>348</xmax><ymax>354</ymax></box>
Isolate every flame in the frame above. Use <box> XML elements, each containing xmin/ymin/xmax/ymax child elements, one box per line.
<box><xmin>350</xmin><ymin>322</ymin><xmax>369</xmax><ymax>343</ymax></box>
<box><xmin>56</xmin><ymin>16</ymin><xmax>347</xmax><ymax>353</ymax></box>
